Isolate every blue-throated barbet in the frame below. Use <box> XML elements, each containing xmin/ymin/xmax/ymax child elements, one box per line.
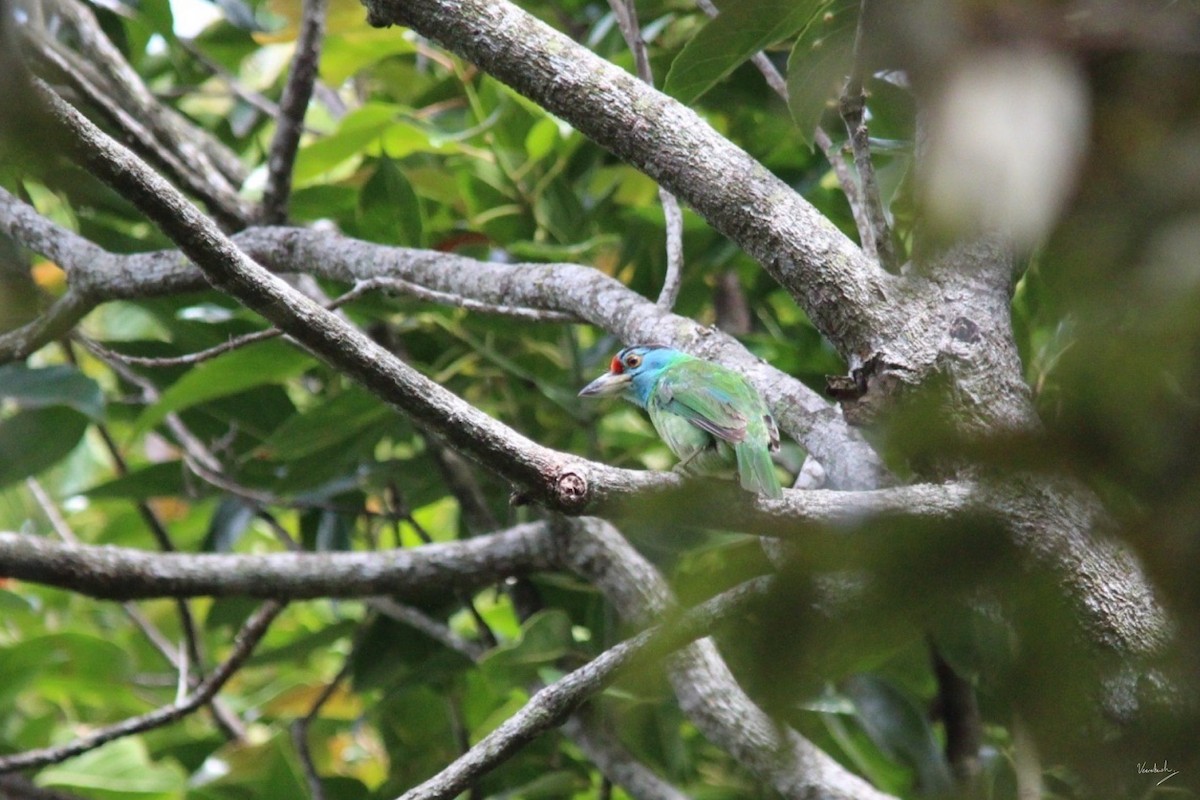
<box><xmin>579</xmin><ymin>345</ymin><xmax>782</xmax><ymax>498</ymax></box>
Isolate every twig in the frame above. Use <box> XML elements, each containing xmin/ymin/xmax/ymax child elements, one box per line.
<box><xmin>839</xmin><ymin>0</ymin><xmax>899</xmax><ymax>271</ymax></box>
<box><xmin>0</xmin><ymin>600</ymin><xmax>283</xmax><ymax>773</ymax></box>
<box><xmin>261</xmin><ymin>0</ymin><xmax>328</xmax><ymax>224</ymax></box>
<box><xmin>608</xmin><ymin>0</ymin><xmax>685</xmax><ymax>310</ymax></box>
<box><xmin>385</xmin><ymin>483</ymin><xmax>499</xmax><ymax>648</ymax></box>
<box><xmin>291</xmin><ymin>631</ymin><xmax>362</xmax><ymax>800</ymax></box>
<box><xmin>56</xmin><ymin>344</ymin><xmax>246</xmax><ymax>739</ymax></box>
<box><xmin>393</xmin><ymin>577</ymin><xmax>773</xmax><ymax>800</ymax></box>
<box><xmin>76</xmin><ymin>278</ymin><xmax>380</xmax><ymax>368</ymax></box>
<box><xmin>370</xmin><ymin>597</ymin><xmax>487</xmax><ymax>660</ymax></box>
<box><xmin>28</xmin><ymin>37</ymin><xmax>251</xmax><ymax>228</ymax></box>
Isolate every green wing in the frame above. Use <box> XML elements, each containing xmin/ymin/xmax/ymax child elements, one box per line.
<box><xmin>651</xmin><ymin>359</ymin><xmax>782</xmax><ymax>498</ymax></box>
<box><xmin>649</xmin><ymin>360</ymin><xmax>751</xmax><ymax>444</ymax></box>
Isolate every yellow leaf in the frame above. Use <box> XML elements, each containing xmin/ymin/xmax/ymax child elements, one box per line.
<box><xmin>31</xmin><ymin>260</ymin><xmax>66</xmax><ymax>293</ymax></box>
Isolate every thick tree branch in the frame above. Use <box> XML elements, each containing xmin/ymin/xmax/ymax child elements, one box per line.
<box><xmin>362</xmin><ymin>0</ymin><xmax>895</xmax><ymax>364</ymax></box>
<box><xmin>0</xmin><ymin>600</ymin><xmax>283</xmax><ymax>773</ymax></box>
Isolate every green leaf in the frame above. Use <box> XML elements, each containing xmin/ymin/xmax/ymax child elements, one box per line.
<box><xmin>84</xmin><ymin>461</ymin><xmax>190</xmax><ymax>501</ymax></box>
<box><xmin>480</xmin><ymin>610</ymin><xmax>574</xmax><ymax>689</ymax></box>
<box><xmin>358</xmin><ymin>157</ymin><xmax>425</xmax><ymax>247</ymax></box>
<box><xmin>132</xmin><ymin>339</ymin><xmax>310</xmax><ymax>437</ymax></box>
<box><xmin>256</xmin><ymin>387</ymin><xmax>390</xmax><ymax>461</ymax></box>
<box><xmin>523</xmin><ymin>117</ymin><xmax>560</xmax><ymax>163</ymax></box>
<box><xmin>664</xmin><ymin>0</ymin><xmax>825</xmax><ymax>104</ymax></box>
<box><xmin>0</xmin><ymin>363</ymin><xmax>104</xmax><ymax>420</ymax></box>
<box><xmin>0</xmin><ymin>406</ymin><xmax>90</xmax><ymax>488</ymax></box>
<box><xmin>36</xmin><ymin>738</ymin><xmax>187</xmax><ymax>799</ymax></box>
<box><xmin>785</xmin><ymin>0</ymin><xmax>857</xmax><ymax>148</ymax></box>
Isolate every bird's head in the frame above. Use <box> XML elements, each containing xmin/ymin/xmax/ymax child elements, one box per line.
<box><xmin>578</xmin><ymin>345</ymin><xmax>681</xmax><ymax>404</ymax></box>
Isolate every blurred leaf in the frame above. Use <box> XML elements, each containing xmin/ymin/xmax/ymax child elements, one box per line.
<box><xmin>0</xmin><ymin>406</ymin><xmax>90</xmax><ymax>488</ymax></box>
<box><xmin>321</xmin><ymin>28</ymin><xmax>417</xmax><ymax>84</ymax></box>
<box><xmin>845</xmin><ymin>674</ymin><xmax>954</xmax><ymax>795</ymax></box>
<box><xmin>664</xmin><ymin>0</ymin><xmax>825</xmax><ymax>104</ymax></box>
<box><xmin>84</xmin><ymin>461</ymin><xmax>189</xmax><ymax>501</ymax></box>
<box><xmin>36</xmin><ymin>738</ymin><xmax>187</xmax><ymax>799</ymax></box>
<box><xmin>480</xmin><ymin>610</ymin><xmax>574</xmax><ymax>689</ymax></box>
<box><xmin>132</xmin><ymin>339</ymin><xmax>310</xmax><ymax>437</ymax></box>
<box><xmin>0</xmin><ymin>363</ymin><xmax>104</xmax><ymax>420</ymax></box>
<box><xmin>293</xmin><ymin>103</ymin><xmax>398</xmax><ymax>184</ymax></box>
<box><xmin>202</xmin><ymin>497</ymin><xmax>258</xmax><ymax>552</ymax></box>
<box><xmin>785</xmin><ymin>0</ymin><xmax>856</xmax><ymax>148</ymax></box>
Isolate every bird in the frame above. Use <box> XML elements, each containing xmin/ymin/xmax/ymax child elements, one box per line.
<box><xmin>579</xmin><ymin>345</ymin><xmax>782</xmax><ymax>498</ymax></box>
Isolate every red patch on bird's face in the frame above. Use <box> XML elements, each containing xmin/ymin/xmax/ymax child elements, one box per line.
<box><xmin>610</xmin><ymin>355</ymin><xmax>624</xmax><ymax>374</ymax></box>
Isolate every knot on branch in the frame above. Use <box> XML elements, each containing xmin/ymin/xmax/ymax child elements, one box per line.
<box><xmin>826</xmin><ymin>354</ymin><xmax>912</xmax><ymax>427</ymax></box>
<box><xmin>554</xmin><ymin>466</ymin><xmax>590</xmax><ymax>511</ymax></box>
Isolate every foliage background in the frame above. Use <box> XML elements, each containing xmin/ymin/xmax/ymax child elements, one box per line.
<box><xmin>1</xmin><ymin>0</ymin><xmax>1199</xmax><ymax>799</ymax></box>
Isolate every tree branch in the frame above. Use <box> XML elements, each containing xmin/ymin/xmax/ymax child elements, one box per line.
<box><xmin>0</xmin><ymin>186</ymin><xmax>885</xmax><ymax>489</ymax></box>
<box><xmin>361</xmin><ymin>0</ymin><xmax>894</xmax><ymax>363</ymax></box>
<box><xmin>393</xmin><ymin>576</ymin><xmax>777</xmax><ymax>800</ymax></box>
<box><xmin>556</xmin><ymin>518</ymin><xmax>897</xmax><ymax>800</ymax></box>
<box><xmin>0</xmin><ymin>600</ymin><xmax>283</xmax><ymax>773</ymax></box>
<box><xmin>0</xmin><ymin>523</ymin><xmax>559</xmax><ymax>600</ymax></box>
<box><xmin>261</xmin><ymin>0</ymin><xmax>328</xmax><ymax>224</ymax></box>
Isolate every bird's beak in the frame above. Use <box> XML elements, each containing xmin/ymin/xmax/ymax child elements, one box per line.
<box><xmin>578</xmin><ymin>371</ymin><xmax>631</xmax><ymax>397</ymax></box>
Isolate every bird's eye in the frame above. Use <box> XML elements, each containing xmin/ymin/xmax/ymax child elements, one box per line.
<box><xmin>624</xmin><ymin>354</ymin><xmax>642</xmax><ymax>369</ymax></box>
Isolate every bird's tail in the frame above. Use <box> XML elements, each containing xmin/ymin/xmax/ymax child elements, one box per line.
<box><xmin>735</xmin><ymin>442</ymin><xmax>782</xmax><ymax>499</ymax></box>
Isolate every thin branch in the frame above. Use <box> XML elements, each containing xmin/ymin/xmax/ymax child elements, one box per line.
<box><xmin>0</xmin><ymin>600</ymin><xmax>283</xmax><ymax>773</ymax></box>
<box><xmin>607</xmin><ymin>0</ymin><xmax>685</xmax><ymax>309</ymax></box>
<box><xmin>393</xmin><ymin>577</ymin><xmax>775</xmax><ymax>800</ymax></box>
<box><xmin>38</xmin><ymin>0</ymin><xmax>246</xmax><ymax>186</ymax></box>
<box><xmin>839</xmin><ymin>0</ymin><xmax>899</xmax><ymax>271</ymax></box>
<box><xmin>58</xmin><ymin>343</ymin><xmax>245</xmax><ymax>738</ymax></box>
<box><xmin>261</xmin><ymin>0</ymin><xmax>329</xmax><ymax>224</ymax></box>
<box><xmin>0</xmin><ymin>522</ymin><xmax>561</xmax><ymax>600</ymax></box>
<box><xmin>25</xmin><ymin>478</ymin><xmax>249</xmax><ymax>740</ymax></box>
<box><xmin>291</xmin><ymin>625</ymin><xmax>365</xmax><ymax>800</ymax></box>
